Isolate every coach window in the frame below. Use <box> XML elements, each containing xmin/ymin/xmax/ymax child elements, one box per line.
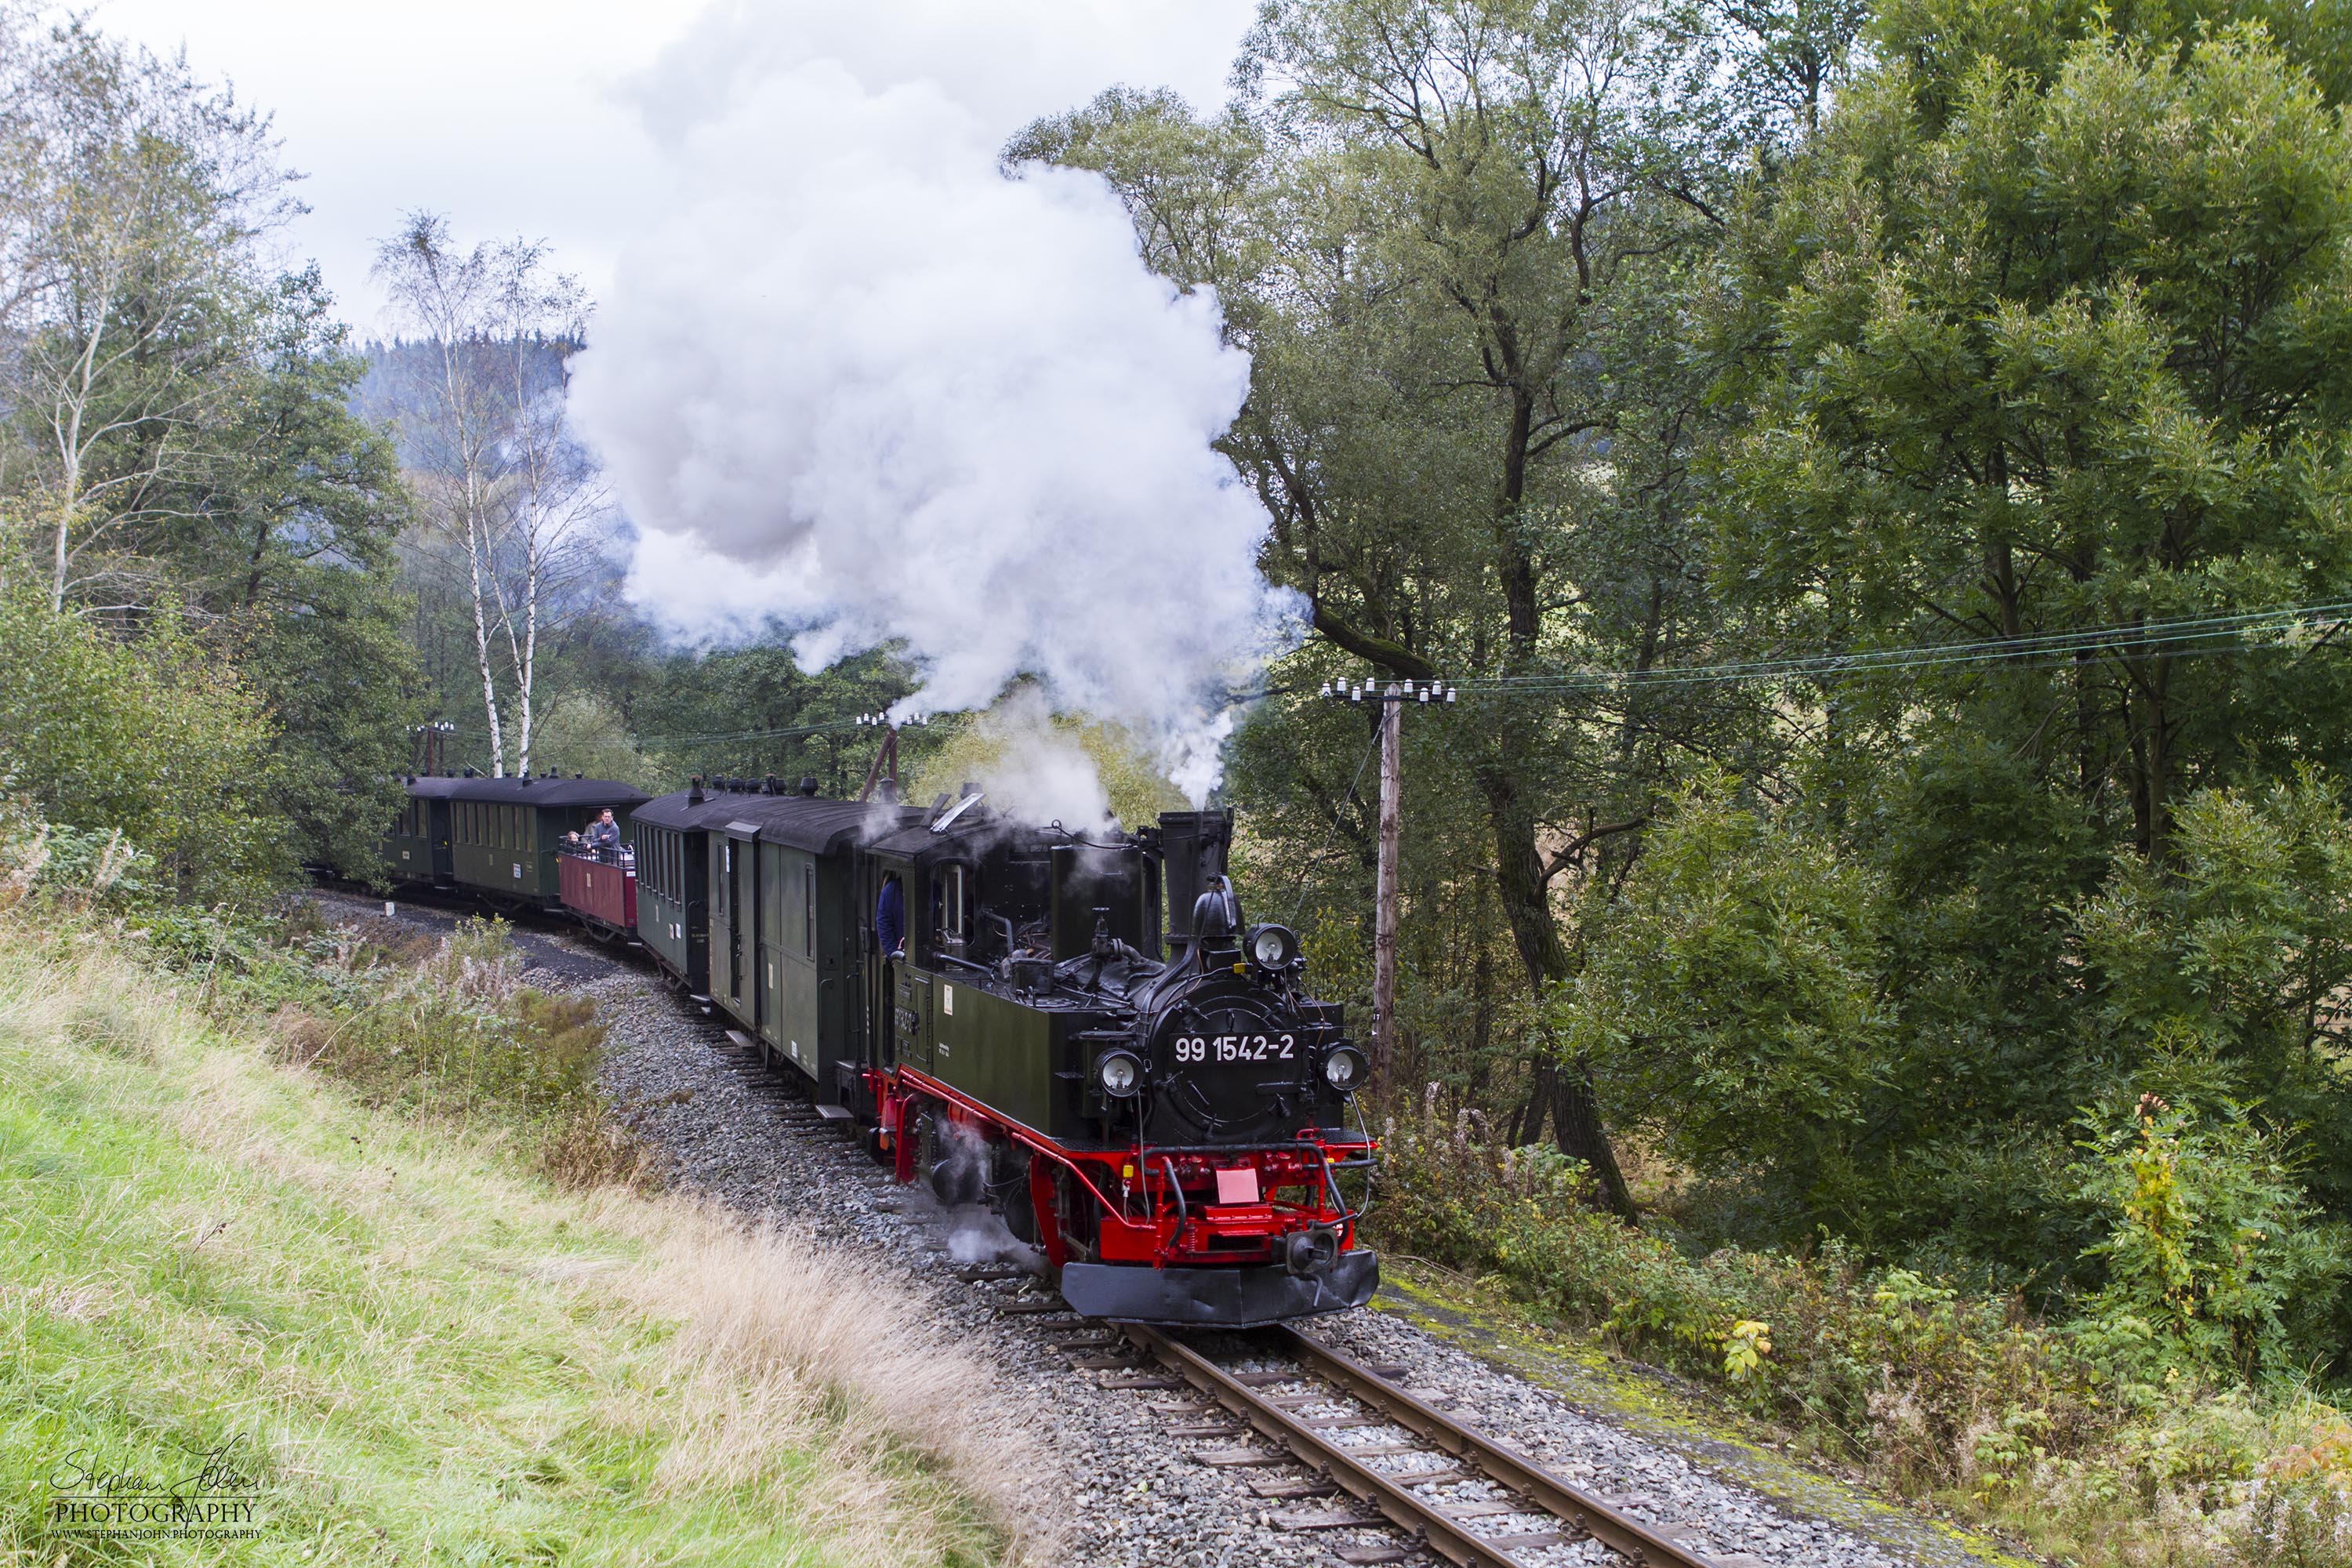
<box><xmin>803</xmin><ymin>864</ymin><xmax>815</xmax><ymax>957</ymax></box>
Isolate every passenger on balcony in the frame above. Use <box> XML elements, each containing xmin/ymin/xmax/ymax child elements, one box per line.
<box><xmin>587</xmin><ymin>809</ymin><xmax>622</xmax><ymax>855</ymax></box>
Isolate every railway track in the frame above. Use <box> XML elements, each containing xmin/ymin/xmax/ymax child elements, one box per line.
<box><xmin>692</xmin><ymin>1010</ymin><xmax>1769</xmax><ymax>1568</ymax></box>
<box><xmin>1114</xmin><ymin>1321</ymin><xmax>1762</xmax><ymax>1568</ymax></box>
<box><xmin>320</xmin><ymin>898</ymin><xmax>1834</xmax><ymax>1568</ymax></box>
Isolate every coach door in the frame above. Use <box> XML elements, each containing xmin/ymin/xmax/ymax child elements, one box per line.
<box><xmin>729</xmin><ymin>824</ymin><xmax>760</xmax><ymax>1027</ymax></box>
<box><xmin>427</xmin><ymin>800</ymin><xmax>454</xmax><ymax>882</ymax></box>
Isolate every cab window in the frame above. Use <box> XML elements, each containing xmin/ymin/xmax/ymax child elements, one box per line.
<box><xmin>934</xmin><ymin>865</ymin><xmax>969</xmax><ymax>947</ymax></box>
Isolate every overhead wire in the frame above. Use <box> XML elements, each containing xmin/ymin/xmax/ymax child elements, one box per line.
<box><xmin>1456</xmin><ymin>601</ymin><xmax>2352</xmax><ymax>695</ymax></box>
<box><xmin>1279</xmin><ymin>600</ymin><xmax>2352</xmax><ymax>703</ymax></box>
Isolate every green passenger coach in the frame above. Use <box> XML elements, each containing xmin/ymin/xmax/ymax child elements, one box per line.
<box><xmin>383</xmin><ymin>773</ymin><xmax>650</xmax><ymax>908</ymax></box>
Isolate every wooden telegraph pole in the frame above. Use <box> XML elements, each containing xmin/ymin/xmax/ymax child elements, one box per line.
<box><xmin>1374</xmin><ymin>687</ymin><xmax>1403</xmax><ymax>1082</ymax></box>
<box><xmin>1319</xmin><ymin>674</ymin><xmax>1457</xmax><ymax>1085</ymax></box>
<box><xmin>853</xmin><ymin>713</ymin><xmax>913</xmax><ymax>801</ymax></box>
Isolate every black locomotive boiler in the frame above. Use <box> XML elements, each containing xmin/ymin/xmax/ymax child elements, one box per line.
<box><xmin>386</xmin><ymin>773</ymin><xmax>1378</xmax><ymax>1326</ymax></box>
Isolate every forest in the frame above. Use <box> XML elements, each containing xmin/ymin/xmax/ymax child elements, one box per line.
<box><xmin>3</xmin><ymin>0</ymin><xmax>2351</xmax><ymax>1556</ymax></box>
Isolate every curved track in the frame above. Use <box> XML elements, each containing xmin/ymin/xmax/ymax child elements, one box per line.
<box><xmin>1120</xmin><ymin>1322</ymin><xmax>1754</xmax><ymax>1568</ymax></box>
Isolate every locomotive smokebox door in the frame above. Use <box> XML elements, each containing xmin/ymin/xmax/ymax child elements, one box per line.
<box><xmin>1152</xmin><ymin>975</ymin><xmax>1312</xmax><ymax>1145</ymax></box>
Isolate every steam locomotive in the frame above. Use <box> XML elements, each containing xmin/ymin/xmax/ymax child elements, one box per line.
<box><xmin>383</xmin><ymin>771</ymin><xmax>1377</xmax><ymax>1326</ymax></box>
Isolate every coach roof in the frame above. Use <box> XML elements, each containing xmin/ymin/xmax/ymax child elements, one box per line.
<box><xmin>403</xmin><ymin>775</ymin><xmax>651</xmax><ymax>808</ymax></box>
<box><xmin>633</xmin><ymin>789</ymin><xmax>925</xmax><ymax>850</ymax></box>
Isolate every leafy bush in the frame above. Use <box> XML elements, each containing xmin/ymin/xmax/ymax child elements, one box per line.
<box><xmin>2072</xmin><ymin>1094</ymin><xmax>2352</xmax><ymax>1384</ymax></box>
<box><xmin>1556</xmin><ymin>773</ymin><xmax>1896</xmax><ymax>1238</ymax></box>
<box><xmin>1371</xmin><ymin>1096</ymin><xmax>2352</xmax><ymax>1563</ymax></box>
<box><xmin>0</xmin><ymin>590</ymin><xmax>292</xmax><ymax>903</ymax></box>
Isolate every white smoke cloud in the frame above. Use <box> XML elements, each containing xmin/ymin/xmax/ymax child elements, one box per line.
<box><xmin>960</xmin><ymin>689</ymin><xmax>1117</xmax><ymax>832</ymax></box>
<box><xmin>568</xmin><ymin>0</ymin><xmax>1294</xmax><ymax>802</ymax></box>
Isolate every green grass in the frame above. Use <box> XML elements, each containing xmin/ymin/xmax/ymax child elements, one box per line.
<box><xmin>0</xmin><ymin>925</ymin><xmax>1024</xmax><ymax>1566</ymax></box>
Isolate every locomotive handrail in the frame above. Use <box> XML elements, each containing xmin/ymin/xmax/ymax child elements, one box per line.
<box><xmin>1312</xmin><ymin>1142</ymin><xmax>1360</xmax><ymax>1225</ymax></box>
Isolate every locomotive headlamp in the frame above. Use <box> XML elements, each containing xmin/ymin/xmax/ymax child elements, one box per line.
<box><xmin>1247</xmin><ymin>924</ymin><xmax>1301</xmax><ymax>970</ymax></box>
<box><xmin>1323</xmin><ymin>1044</ymin><xmax>1368</xmax><ymax>1092</ymax></box>
<box><xmin>1096</xmin><ymin>1049</ymin><xmax>1143</xmax><ymax>1097</ymax></box>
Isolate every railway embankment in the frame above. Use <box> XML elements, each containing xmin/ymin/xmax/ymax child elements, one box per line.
<box><xmin>560</xmin><ymin>897</ymin><xmax>2010</xmax><ymax>1568</ymax></box>
<box><xmin>0</xmin><ymin>909</ymin><xmax>1040</xmax><ymax>1566</ymax></box>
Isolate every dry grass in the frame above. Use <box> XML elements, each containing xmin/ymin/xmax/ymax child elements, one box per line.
<box><xmin>593</xmin><ymin>1203</ymin><xmax>1049</xmax><ymax>1561</ymax></box>
<box><xmin>1</xmin><ymin>921</ymin><xmax>1047</xmax><ymax>1566</ymax></box>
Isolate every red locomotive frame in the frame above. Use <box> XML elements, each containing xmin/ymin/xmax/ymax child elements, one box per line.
<box><xmin>868</xmin><ymin>1066</ymin><xmax>1372</xmax><ymax>1271</ymax></box>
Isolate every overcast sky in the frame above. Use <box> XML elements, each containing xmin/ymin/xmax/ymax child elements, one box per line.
<box><xmin>92</xmin><ymin>0</ymin><xmax>1255</xmax><ymax>337</ymax></box>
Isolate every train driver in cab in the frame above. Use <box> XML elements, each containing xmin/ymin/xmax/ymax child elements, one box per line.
<box><xmin>876</xmin><ymin>873</ymin><xmax>905</xmax><ymax>961</ymax></box>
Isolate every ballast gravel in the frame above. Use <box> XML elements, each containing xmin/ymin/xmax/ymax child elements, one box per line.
<box><xmin>308</xmin><ymin>888</ymin><xmax>2002</xmax><ymax>1568</ymax></box>
<box><xmin>576</xmin><ymin>960</ymin><xmax>2005</xmax><ymax>1568</ymax></box>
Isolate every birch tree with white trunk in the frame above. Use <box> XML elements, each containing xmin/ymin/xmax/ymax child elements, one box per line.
<box><xmin>372</xmin><ymin>215</ymin><xmax>609</xmax><ymax>776</ymax></box>
<box><xmin>373</xmin><ymin>215</ymin><xmax>517</xmax><ymax>773</ymax></box>
<box><xmin>486</xmin><ymin>251</ymin><xmax>607</xmax><ymax>778</ymax></box>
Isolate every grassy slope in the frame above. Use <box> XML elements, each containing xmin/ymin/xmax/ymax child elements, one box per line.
<box><xmin>0</xmin><ymin>926</ymin><xmax>1026</xmax><ymax>1566</ymax></box>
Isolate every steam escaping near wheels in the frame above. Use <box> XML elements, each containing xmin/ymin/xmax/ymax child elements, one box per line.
<box><xmin>570</xmin><ymin>0</ymin><xmax>1294</xmax><ymax>802</ymax></box>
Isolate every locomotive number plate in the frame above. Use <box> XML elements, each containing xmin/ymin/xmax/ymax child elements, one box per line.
<box><xmin>1173</xmin><ymin>1033</ymin><xmax>1295</xmax><ymax>1064</ymax></box>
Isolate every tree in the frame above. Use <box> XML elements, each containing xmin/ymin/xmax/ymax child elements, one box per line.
<box><xmin>1019</xmin><ymin>0</ymin><xmax>1755</xmax><ymax>1210</ymax></box>
<box><xmin>1661</xmin><ymin>0</ymin><xmax>2352</xmax><ymax>1265</ymax></box>
<box><xmin>165</xmin><ymin>269</ymin><xmax>423</xmax><ymax>873</ymax></box>
<box><xmin>0</xmin><ymin>18</ymin><xmax>295</xmax><ymax>612</ymax></box>
<box><xmin>1710</xmin><ymin>16</ymin><xmax>2352</xmax><ymax>862</ymax></box>
<box><xmin>374</xmin><ymin>215</ymin><xmax>608</xmax><ymax>777</ymax></box>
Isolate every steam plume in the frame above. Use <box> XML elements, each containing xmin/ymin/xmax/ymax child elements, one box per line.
<box><xmin>568</xmin><ymin>1</ymin><xmax>1290</xmax><ymax>800</ymax></box>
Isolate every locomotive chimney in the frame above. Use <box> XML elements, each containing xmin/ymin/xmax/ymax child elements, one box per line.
<box><xmin>1158</xmin><ymin>808</ymin><xmax>1233</xmax><ymax>946</ymax></box>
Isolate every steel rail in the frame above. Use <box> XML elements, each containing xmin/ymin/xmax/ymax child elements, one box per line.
<box><xmin>1272</xmin><ymin>1326</ymin><xmax>1728</xmax><ymax>1567</ymax></box>
<box><xmin>1119</xmin><ymin>1320</ymin><xmax>1725</xmax><ymax>1568</ymax></box>
<box><xmin>1120</xmin><ymin>1321</ymin><xmax>1533</xmax><ymax>1568</ymax></box>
